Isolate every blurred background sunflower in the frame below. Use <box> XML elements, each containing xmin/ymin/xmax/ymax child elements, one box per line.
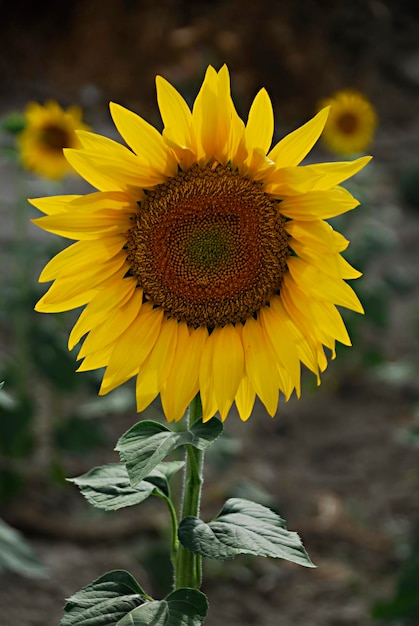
<box><xmin>319</xmin><ymin>90</ymin><xmax>378</xmax><ymax>156</ymax></box>
<box><xmin>18</xmin><ymin>101</ymin><xmax>90</xmax><ymax>181</ymax></box>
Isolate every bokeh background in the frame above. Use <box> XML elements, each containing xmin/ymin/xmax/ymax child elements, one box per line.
<box><xmin>1</xmin><ymin>1</ymin><xmax>419</xmax><ymax>625</ymax></box>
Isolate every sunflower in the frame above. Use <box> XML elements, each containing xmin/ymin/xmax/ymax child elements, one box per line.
<box><xmin>319</xmin><ymin>89</ymin><xmax>377</xmax><ymax>156</ymax></box>
<box><xmin>18</xmin><ymin>101</ymin><xmax>90</xmax><ymax>181</ymax></box>
<box><xmin>31</xmin><ymin>66</ymin><xmax>370</xmax><ymax>423</ymax></box>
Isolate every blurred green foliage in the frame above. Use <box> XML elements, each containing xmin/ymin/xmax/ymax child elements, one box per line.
<box><xmin>372</xmin><ymin>524</ymin><xmax>419</xmax><ymax>624</ymax></box>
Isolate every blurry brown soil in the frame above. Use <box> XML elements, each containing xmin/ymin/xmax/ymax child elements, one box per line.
<box><xmin>1</xmin><ymin>2</ymin><xmax>419</xmax><ymax>625</ymax></box>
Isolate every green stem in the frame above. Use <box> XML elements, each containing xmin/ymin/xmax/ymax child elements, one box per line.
<box><xmin>174</xmin><ymin>394</ymin><xmax>204</xmax><ymax>589</ymax></box>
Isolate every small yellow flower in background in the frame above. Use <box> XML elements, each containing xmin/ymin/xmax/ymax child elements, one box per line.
<box><xmin>31</xmin><ymin>66</ymin><xmax>371</xmax><ymax>423</ymax></box>
<box><xmin>18</xmin><ymin>101</ymin><xmax>90</xmax><ymax>181</ymax></box>
<box><xmin>319</xmin><ymin>90</ymin><xmax>377</xmax><ymax>156</ymax></box>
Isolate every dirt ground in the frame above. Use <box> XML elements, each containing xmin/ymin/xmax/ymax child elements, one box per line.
<box><xmin>1</xmin><ymin>2</ymin><xmax>419</xmax><ymax>625</ymax></box>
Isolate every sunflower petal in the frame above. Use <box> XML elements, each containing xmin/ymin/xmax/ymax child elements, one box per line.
<box><xmin>156</xmin><ymin>75</ymin><xmax>194</xmax><ymax>150</ymax></box>
<box><xmin>39</xmin><ymin>236</ymin><xmax>125</xmax><ymax>282</ymax></box>
<box><xmin>99</xmin><ymin>303</ymin><xmax>164</xmax><ymax>395</ymax></box>
<box><xmin>136</xmin><ymin>317</ymin><xmax>179</xmax><ymax>413</ymax></box>
<box><xmin>242</xmin><ymin>317</ymin><xmax>279</xmax><ymax>416</ymax></box>
<box><xmin>68</xmin><ymin>278</ymin><xmax>137</xmax><ymax>350</ymax></box>
<box><xmin>268</xmin><ymin>107</ymin><xmax>330</xmax><ymax>166</ymax></box>
<box><xmin>211</xmin><ymin>324</ymin><xmax>245</xmax><ymax>421</ymax></box>
<box><xmin>287</xmin><ymin>257</ymin><xmax>364</xmax><ymax>313</ymax></box>
<box><xmin>306</xmin><ymin>155</ymin><xmax>372</xmax><ymax>190</ymax></box>
<box><xmin>110</xmin><ymin>102</ymin><xmax>178</xmax><ymax>177</ymax></box>
<box><xmin>36</xmin><ymin>256</ymin><xmax>128</xmax><ymax>313</ymax></box>
<box><xmin>77</xmin><ymin>288</ymin><xmax>143</xmax><ymax>357</ymax></box>
<box><xmin>234</xmin><ymin>374</ymin><xmax>256</xmax><ymax>422</ymax></box>
<box><xmin>279</xmin><ymin>186</ymin><xmax>359</xmax><ymax>220</ymax></box>
<box><xmin>161</xmin><ymin>325</ymin><xmax>208</xmax><ymax>422</ymax></box>
<box><xmin>245</xmin><ymin>88</ymin><xmax>274</xmax><ymax>154</ymax></box>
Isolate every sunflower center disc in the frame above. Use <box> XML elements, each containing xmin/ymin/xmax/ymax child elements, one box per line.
<box><xmin>40</xmin><ymin>124</ymin><xmax>70</xmax><ymax>152</ymax></box>
<box><xmin>126</xmin><ymin>164</ymin><xmax>289</xmax><ymax>327</ymax></box>
<box><xmin>337</xmin><ymin>112</ymin><xmax>358</xmax><ymax>135</ymax></box>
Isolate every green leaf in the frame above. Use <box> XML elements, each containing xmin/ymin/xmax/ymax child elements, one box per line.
<box><xmin>70</xmin><ymin>461</ymin><xmax>184</xmax><ymax>510</ymax></box>
<box><xmin>178</xmin><ymin>498</ymin><xmax>315</xmax><ymax>568</ymax></box>
<box><xmin>116</xmin><ymin>418</ymin><xmax>222</xmax><ymax>486</ymax></box>
<box><xmin>0</xmin><ymin>517</ymin><xmax>47</xmax><ymax>578</ymax></box>
<box><xmin>1</xmin><ymin>112</ymin><xmax>26</xmax><ymax>134</ymax></box>
<box><xmin>117</xmin><ymin>588</ymin><xmax>208</xmax><ymax>626</ymax></box>
<box><xmin>61</xmin><ymin>569</ymin><xmax>148</xmax><ymax>626</ymax></box>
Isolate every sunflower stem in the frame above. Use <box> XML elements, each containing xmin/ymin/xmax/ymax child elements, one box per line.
<box><xmin>174</xmin><ymin>394</ymin><xmax>204</xmax><ymax>590</ymax></box>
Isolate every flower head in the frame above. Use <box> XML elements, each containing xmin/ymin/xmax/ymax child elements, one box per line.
<box><xmin>18</xmin><ymin>101</ymin><xmax>90</xmax><ymax>181</ymax></box>
<box><xmin>32</xmin><ymin>66</ymin><xmax>371</xmax><ymax>422</ymax></box>
<box><xmin>319</xmin><ymin>89</ymin><xmax>377</xmax><ymax>156</ymax></box>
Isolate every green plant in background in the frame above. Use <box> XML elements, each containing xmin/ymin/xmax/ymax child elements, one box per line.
<box><xmin>371</xmin><ymin>523</ymin><xmax>419</xmax><ymax>624</ymax></box>
<box><xmin>0</xmin><ymin>516</ymin><xmax>46</xmax><ymax>578</ymax></box>
<box><xmin>29</xmin><ymin>65</ymin><xmax>371</xmax><ymax>624</ymax></box>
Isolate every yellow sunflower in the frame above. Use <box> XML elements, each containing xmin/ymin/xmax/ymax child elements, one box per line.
<box><xmin>31</xmin><ymin>66</ymin><xmax>371</xmax><ymax>423</ymax></box>
<box><xmin>18</xmin><ymin>101</ymin><xmax>90</xmax><ymax>181</ymax></box>
<box><xmin>319</xmin><ymin>89</ymin><xmax>377</xmax><ymax>156</ymax></box>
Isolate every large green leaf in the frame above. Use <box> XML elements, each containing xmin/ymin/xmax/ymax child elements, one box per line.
<box><xmin>60</xmin><ymin>570</ymin><xmax>148</xmax><ymax>626</ymax></box>
<box><xmin>0</xmin><ymin>517</ymin><xmax>47</xmax><ymax>578</ymax></box>
<box><xmin>60</xmin><ymin>571</ymin><xmax>207</xmax><ymax>626</ymax></box>
<box><xmin>178</xmin><ymin>498</ymin><xmax>315</xmax><ymax>567</ymax></box>
<box><xmin>116</xmin><ymin>418</ymin><xmax>223</xmax><ymax>486</ymax></box>
<box><xmin>70</xmin><ymin>461</ymin><xmax>184</xmax><ymax>510</ymax></box>
<box><xmin>117</xmin><ymin>588</ymin><xmax>208</xmax><ymax>626</ymax></box>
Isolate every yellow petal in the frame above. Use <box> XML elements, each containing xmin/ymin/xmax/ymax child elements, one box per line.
<box><xmin>64</xmin><ymin>147</ymin><xmax>166</xmax><ymax>192</ymax></box>
<box><xmin>135</xmin><ymin>317</ymin><xmax>179</xmax><ymax>413</ymax></box>
<box><xmin>259</xmin><ymin>303</ymin><xmax>301</xmax><ymax>395</ymax></box>
<box><xmin>77</xmin><ymin>288</ymin><xmax>143</xmax><ymax>358</ymax></box>
<box><xmin>32</xmin><ymin>207</ymin><xmax>133</xmax><ymax>240</ymax></box>
<box><xmin>68</xmin><ymin>277</ymin><xmax>137</xmax><ymax>349</ymax></box>
<box><xmin>39</xmin><ymin>236</ymin><xmax>125</xmax><ymax>282</ymax></box>
<box><xmin>36</xmin><ymin>256</ymin><xmax>128</xmax><ymax>313</ymax></box>
<box><xmin>270</xmin><ymin>297</ymin><xmax>321</xmax><ymax>381</ymax></box>
<box><xmin>29</xmin><ymin>195</ymin><xmax>82</xmax><ymax>215</ymax></box>
<box><xmin>289</xmin><ymin>238</ymin><xmax>362</xmax><ymax>279</ymax></box>
<box><xmin>245</xmin><ymin>88</ymin><xmax>274</xmax><ymax>154</ymax></box>
<box><xmin>76</xmin><ymin>343</ymin><xmax>114</xmax><ymax>372</ymax></box>
<box><xmin>234</xmin><ymin>374</ymin><xmax>256</xmax><ymax>422</ymax></box>
<box><xmin>305</xmin><ymin>156</ymin><xmax>372</xmax><ymax>190</ymax></box>
<box><xmin>263</xmin><ymin>166</ymin><xmax>322</xmax><ymax>196</ymax></box>
<box><xmin>211</xmin><ymin>324</ymin><xmax>244</xmax><ymax>421</ymax></box>
<box><xmin>245</xmin><ymin>148</ymin><xmax>275</xmax><ymax>181</ymax></box>
<box><xmin>287</xmin><ymin>257</ymin><xmax>364</xmax><ymax>313</ymax></box>
<box><xmin>36</xmin><ymin>287</ymin><xmax>97</xmax><ymax>314</ymax></box>
<box><xmin>268</xmin><ymin>107</ymin><xmax>330</xmax><ymax>166</ymax></box>
<box><xmin>217</xmin><ymin>67</ymin><xmax>247</xmax><ymax>168</ymax></box>
<box><xmin>285</xmin><ymin>219</ymin><xmax>349</xmax><ymax>252</ymax></box>
<box><xmin>161</xmin><ymin>325</ymin><xmax>208</xmax><ymax>422</ymax></box>
<box><xmin>99</xmin><ymin>303</ymin><xmax>164</xmax><ymax>395</ymax></box>
<box><xmin>110</xmin><ymin>102</ymin><xmax>178</xmax><ymax>177</ymax></box>
<box><xmin>242</xmin><ymin>318</ymin><xmax>279</xmax><ymax>416</ymax></box>
<box><xmin>76</xmin><ymin>130</ymin><xmax>147</xmax><ymax>164</ymax></box>
<box><xmin>198</xmin><ymin>335</ymin><xmax>219</xmax><ymax>423</ymax></box>
<box><xmin>162</xmin><ymin>128</ymin><xmax>197</xmax><ymax>170</ymax></box>
<box><xmin>156</xmin><ymin>75</ymin><xmax>194</xmax><ymax>150</ymax></box>
<box><xmin>279</xmin><ymin>186</ymin><xmax>359</xmax><ymax>220</ymax></box>
<box><xmin>282</xmin><ymin>275</ymin><xmax>351</xmax><ymax>346</ymax></box>
<box><xmin>192</xmin><ymin>66</ymin><xmax>220</xmax><ymax>162</ymax></box>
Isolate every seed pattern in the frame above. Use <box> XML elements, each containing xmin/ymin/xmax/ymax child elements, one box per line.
<box><xmin>126</xmin><ymin>164</ymin><xmax>290</xmax><ymax>327</ymax></box>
